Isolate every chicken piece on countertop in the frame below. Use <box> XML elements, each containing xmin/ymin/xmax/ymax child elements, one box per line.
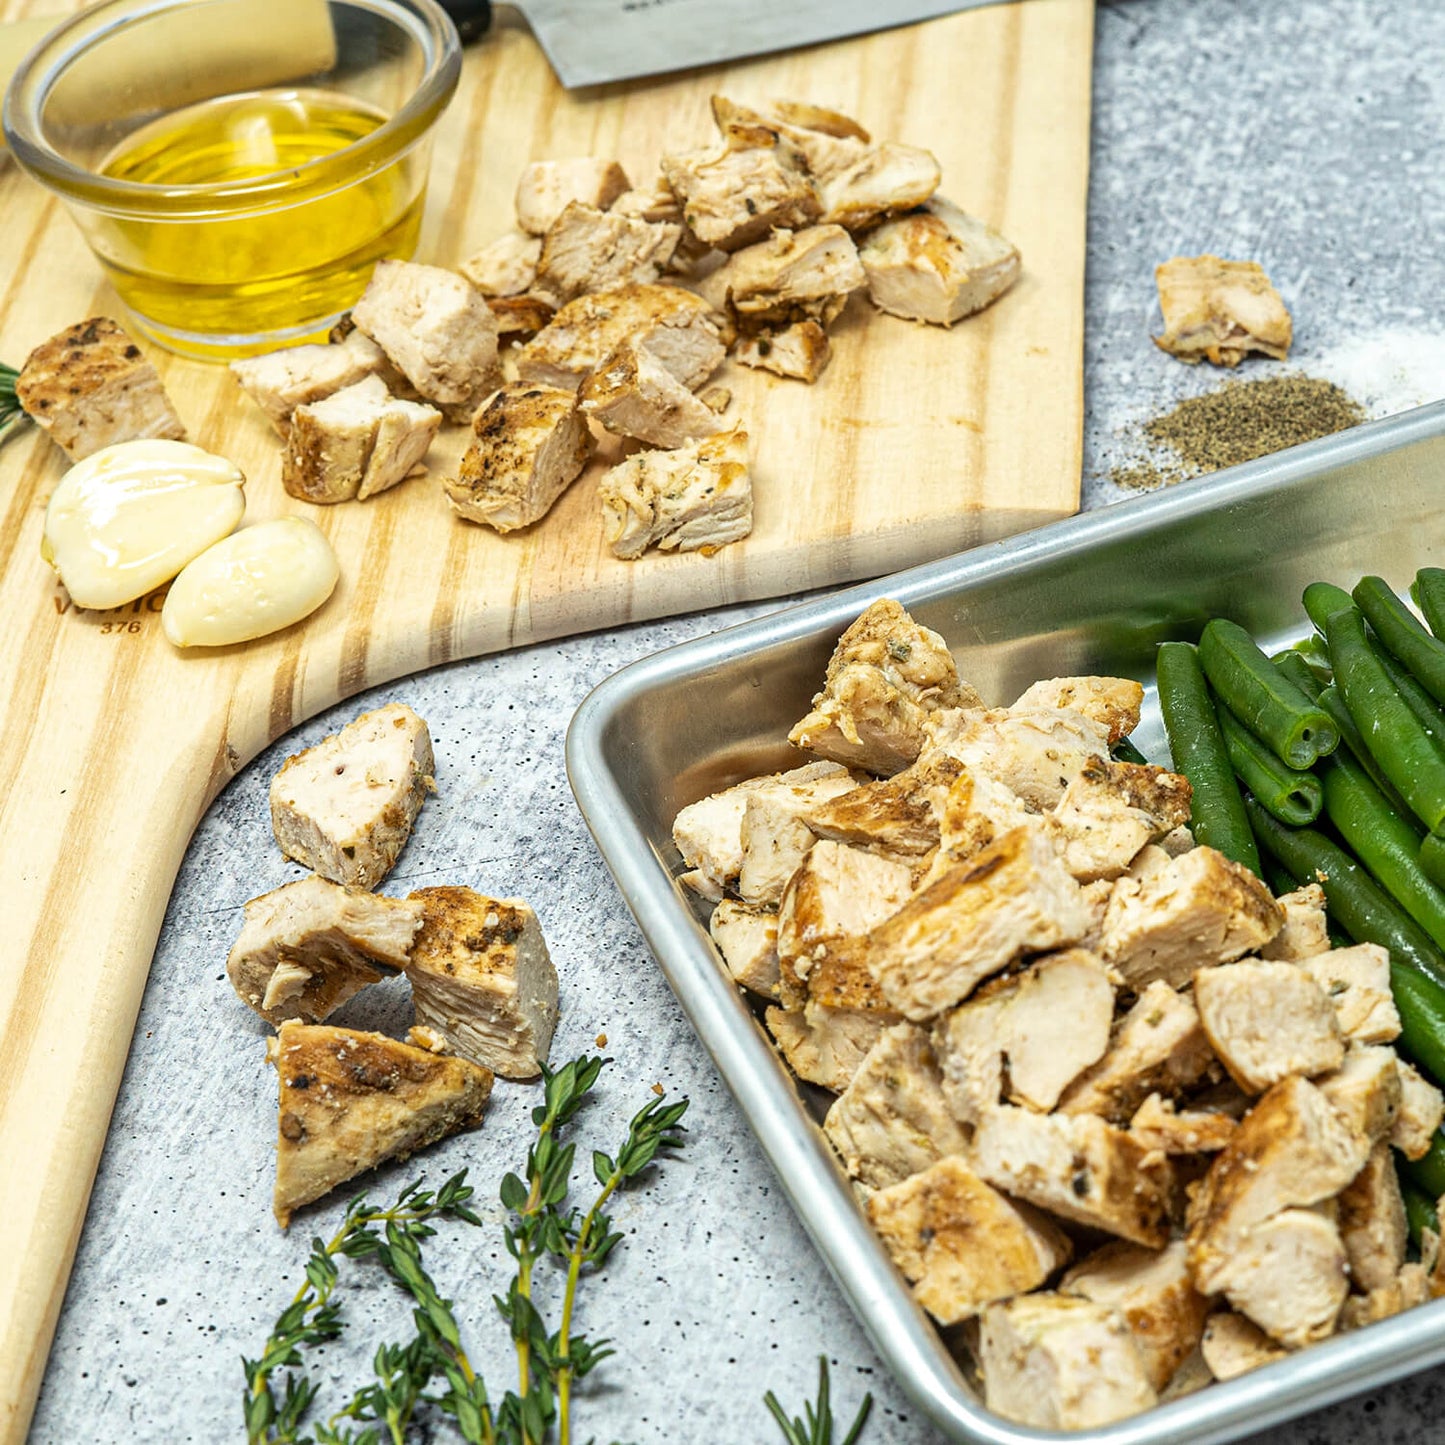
<box><xmin>517</xmin><ymin>283</ymin><xmax>726</xmax><ymax>393</ymax></box>
<box><xmin>867</xmin><ymin>826</ymin><xmax>1093</xmax><ymax>1022</ymax></box>
<box><xmin>1260</xmin><ymin>883</ymin><xmax>1331</xmax><ymax>961</ymax></box>
<box><xmin>1154</xmin><ymin>254</ymin><xmax>1292</xmax><ymax>367</ymax></box>
<box><xmin>708</xmin><ymin>900</ymin><xmax>779</xmax><ymax>998</ymax></box>
<box><xmin>270</xmin><ymin>1021</ymin><xmax>493</xmax><ymax>1227</ymax></box>
<box><xmin>534</xmin><ymin>202</ymin><xmax>682</xmax><ymax>306</ymax></box>
<box><xmin>696</xmin><ymin>225</ymin><xmax>865</xmax><ymax>330</ymax></box>
<box><xmin>18</xmin><ymin>316</ymin><xmax>186</xmax><ymax>460</ymax></box>
<box><xmin>444</xmin><ymin>382</ymin><xmax>593</xmax><ymax>533</ymax></box>
<box><xmin>1045</xmin><ymin>758</ymin><xmax>1194</xmax><ymax>883</ymax></box>
<box><xmin>1339</xmin><ymin>1264</ymin><xmax>1433</xmax><ymax>1330</ymax></box>
<box><xmin>1100</xmin><ymin>846</ymin><xmax>1284</xmax><ymax>990</ymax></box>
<box><xmin>598</xmin><ymin>425</ymin><xmax>753</xmax><ymax>561</ymax></box>
<box><xmin>405</xmin><ymin>887</ymin><xmax>558</xmax><ymax>1080</ymax></box>
<box><xmin>351</xmin><ymin>259</ymin><xmax>502</xmax><ymax>422</ymax></box>
<box><xmin>977</xmin><ymin>1293</ymin><xmax>1158</xmax><ymax>1430</ymax></box>
<box><xmin>1340</xmin><ymin>1141</ymin><xmax>1408</xmax><ymax>1292</ymax></box>
<box><xmin>230</xmin><ymin>328</ymin><xmax>388</xmax><ymax>436</ymax></box>
<box><xmin>1200</xmin><ymin>1312</ymin><xmax>1288</xmax><ymax>1381</ymax></box>
<box><xmin>270</xmin><ymin>703</ymin><xmax>434</xmax><ymax>890</ymax></box>
<box><xmin>486</xmin><ymin>295</ymin><xmax>556</xmax><ymax>341</ymax></box>
<box><xmin>932</xmin><ymin>948</ymin><xmax>1115</xmax><ymax>1122</ymax></box>
<box><xmin>823</xmin><ymin>1023</ymin><xmax>969</xmax><ymax>1188</ymax></box>
<box><xmin>858</xmin><ymin>198</ymin><xmax>1019</xmax><ymax>327</ymax></box>
<box><xmin>458</xmin><ymin>230</ymin><xmax>543</xmax><ymax>297</ymax></box>
<box><xmin>1061</xmin><ymin>1240</ymin><xmax>1210</xmax><ymax>1393</ymax></box>
<box><xmin>765</xmin><ymin>1000</ymin><xmax>895</xmax><ymax>1092</ymax></box>
<box><xmin>227</xmin><ymin>876</ymin><xmax>424</xmax><ymax>1025</ymax></box>
<box><xmin>1129</xmin><ymin>1094</ymin><xmax>1239</xmax><ymax>1155</ymax></box>
<box><xmin>1317</xmin><ymin>1043</ymin><xmax>1402</xmax><ymax>1144</ymax></box>
<box><xmin>1012</xmin><ymin>675</ymin><xmax>1145</xmax><ymax>745</ymax></box>
<box><xmin>1390</xmin><ymin>1060</ymin><xmax>1445</xmax><ymax>1159</ymax></box>
<box><xmin>789</xmin><ymin>598</ymin><xmax>981</xmax><ymax>776</ymax></box>
<box><xmin>733</xmin><ymin>321</ymin><xmax>833</xmax><ymax>383</ymax></box>
<box><xmin>1194</xmin><ymin>959</ymin><xmax>1345</xmax><ymax>1093</ymax></box>
<box><xmin>807</xmin><ymin>753</ymin><xmax>964</xmax><ymax>863</ymax></box>
<box><xmin>579</xmin><ymin>336</ymin><xmax>723</xmax><ymax>450</ymax></box>
<box><xmin>735</xmin><ymin>763</ymin><xmax>860</xmax><ymax>906</ymax></box>
<box><xmin>867</xmin><ymin>1157</ymin><xmax>1072</xmax><ymax>1325</ymax></box>
<box><xmin>1058</xmin><ymin>980</ymin><xmax>1215</xmax><ymax>1123</ymax></box>
<box><xmin>820</xmin><ymin>141</ymin><xmax>942</xmax><ymax>231</ymax></box>
<box><xmin>709</xmin><ymin>95</ymin><xmax>870</xmax><ymax>185</ymax></box>
<box><xmin>1296</xmin><ymin>942</ymin><xmax>1401</xmax><ymax>1044</ymax></box>
<box><xmin>282</xmin><ymin>374</ymin><xmax>441</xmax><ymax>504</ymax></box>
<box><xmin>514</xmin><ymin>157</ymin><xmax>631</xmax><ymax>236</ymax></box>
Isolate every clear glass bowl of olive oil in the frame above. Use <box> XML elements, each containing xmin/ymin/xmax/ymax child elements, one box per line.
<box><xmin>3</xmin><ymin>0</ymin><xmax>460</xmax><ymax>359</ymax></box>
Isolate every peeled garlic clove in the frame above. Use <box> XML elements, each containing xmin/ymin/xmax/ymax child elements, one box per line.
<box><xmin>42</xmin><ymin>439</ymin><xmax>246</xmax><ymax>609</ymax></box>
<box><xmin>162</xmin><ymin>516</ymin><xmax>339</xmax><ymax>648</ymax></box>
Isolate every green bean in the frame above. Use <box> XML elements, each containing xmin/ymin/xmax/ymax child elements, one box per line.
<box><xmin>1290</xmin><ymin>632</ymin><xmax>1335</xmax><ymax>680</ymax></box>
<box><xmin>1326</xmin><ymin>605</ymin><xmax>1445</xmax><ymax>833</ymax></box>
<box><xmin>1403</xmin><ymin>1178</ymin><xmax>1440</xmax><ymax>1249</ymax></box>
<box><xmin>1303</xmin><ymin>580</ymin><xmax>1357</xmax><ymax>634</ymax></box>
<box><xmin>1111</xmin><ymin>736</ymin><xmax>1149</xmax><ymax>766</ymax></box>
<box><xmin>1198</xmin><ymin>618</ymin><xmax>1338</xmax><ymax>768</ymax></box>
<box><xmin>1403</xmin><ymin>1131</ymin><xmax>1445</xmax><ymax>1201</ymax></box>
<box><xmin>1317</xmin><ymin>684</ymin><xmax>1421</xmax><ymax>826</ymax></box>
<box><xmin>1392</xmin><ymin>962</ymin><xmax>1445</xmax><ymax>1094</ymax></box>
<box><xmin>1272</xmin><ymin>650</ymin><xmax>1326</xmax><ymax>700</ymax></box>
<box><xmin>1156</xmin><ymin>642</ymin><xmax>1261</xmax><ymax>874</ymax></box>
<box><xmin>1217</xmin><ymin>704</ymin><xmax>1322</xmax><ymax>825</ymax></box>
<box><xmin>1355</xmin><ymin>575</ymin><xmax>1445</xmax><ymax>708</ymax></box>
<box><xmin>1423</xmin><ymin>833</ymin><xmax>1445</xmax><ymax>891</ymax></box>
<box><xmin>1373</xmin><ymin>640</ymin><xmax>1445</xmax><ymax>747</ymax></box>
<box><xmin>1414</xmin><ymin>568</ymin><xmax>1445</xmax><ymax>639</ymax></box>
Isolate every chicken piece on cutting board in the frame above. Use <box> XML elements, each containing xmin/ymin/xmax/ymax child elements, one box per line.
<box><xmin>697</xmin><ymin>224</ymin><xmax>865</xmax><ymax>330</ymax></box>
<box><xmin>733</xmin><ymin>321</ymin><xmax>833</xmax><ymax>383</ymax></box>
<box><xmin>580</xmin><ymin>336</ymin><xmax>723</xmax><ymax>450</ymax></box>
<box><xmin>820</xmin><ymin>142</ymin><xmax>942</xmax><ymax>231</ymax></box>
<box><xmin>1153</xmin><ymin>254</ymin><xmax>1292</xmax><ymax>367</ymax></box>
<box><xmin>405</xmin><ymin>886</ymin><xmax>559</xmax><ymax>1080</ymax></box>
<box><xmin>514</xmin><ymin>157</ymin><xmax>631</xmax><ymax>236</ymax></box>
<box><xmin>270</xmin><ymin>703</ymin><xmax>435</xmax><ymax>890</ymax></box>
<box><xmin>709</xmin><ymin>95</ymin><xmax>871</xmax><ymax>184</ymax></box>
<box><xmin>230</xmin><ymin>328</ymin><xmax>389</xmax><ymax>436</ymax></box>
<box><xmin>227</xmin><ymin>875</ymin><xmax>424</xmax><ymax>1025</ymax></box>
<box><xmin>486</xmin><ymin>295</ymin><xmax>556</xmax><ymax>341</ymax></box>
<box><xmin>270</xmin><ymin>1021</ymin><xmax>493</xmax><ymax>1227</ymax></box>
<box><xmin>534</xmin><ymin>202</ymin><xmax>681</xmax><ymax>305</ymax></box>
<box><xmin>459</xmin><ymin>230</ymin><xmax>543</xmax><ymax>297</ymax></box>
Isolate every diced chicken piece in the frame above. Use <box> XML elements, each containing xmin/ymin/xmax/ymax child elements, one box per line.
<box><xmin>1194</xmin><ymin>960</ymin><xmax>1345</xmax><ymax>1093</ymax></box>
<box><xmin>978</xmin><ymin>1294</ymin><xmax>1157</xmax><ymax>1429</ymax></box>
<box><xmin>598</xmin><ymin>425</ymin><xmax>753</xmax><ymax>560</ymax></box>
<box><xmin>1186</xmin><ymin>1076</ymin><xmax>1371</xmax><ymax>1295</ymax></box>
<box><xmin>867</xmin><ymin>1158</ymin><xmax>1072</xmax><ymax>1325</ymax></box>
<box><xmin>789</xmin><ymin>599</ymin><xmax>979</xmax><ymax>776</ymax></box>
<box><xmin>444</xmin><ymin>382</ymin><xmax>593</xmax><ymax>533</ymax></box>
<box><xmin>823</xmin><ymin>1023</ymin><xmax>969</xmax><ymax>1187</ymax></box>
<box><xmin>518</xmin><ymin>283</ymin><xmax>725</xmax><ymax>393</ymax></box>
<box><xmin>514</xmin><ymin>157</ymin><xmax>631</xmax><ymax>236</ymax></box>
<box><xmin>609</xmin><ymin>180</ymin><xmax>683</xmax><ymax>224</ymax></box>
<box><xmin>1061</xmin><ymin>1240</ymin><xmax>1210</xmax><ymax>1392</ymax></box>
<box><xmin>17</xmin><ymin>316</ymin><xmax>186</xmax><ymax>460</ymax></box>
<box><xmin>534</xmin><ymin>202</ymin><xmax>682</xmax><ymax>305</ymax></box>
<box><xmin>733</xmin><ymin>321</ymin><xmax>832</xmax><ymax>383</ymax></box>
<box><xmin>1200</xmin><ymin>1312</ymin><xmax>1288</xmax><ymax>1381</ymax></box>
<box><xmin>1046</xmin><ymin>758</ymin><xmax>1193</xmax><ymax>883</ymax></box>
<box><xmin>1317</xmin><ymin>1044</ymin><xmax>1402</xmax><ymax>1144</ymax></box>
<box><xmin>351</xmin><ymin>260</ymin><xmax>502</xmax><ymax>421</ymax></box>
<box><xmin>1339</xmin><ymin>1142</ymin><xmax>1408</xmax><ymax>1292</ymax></box>
<box><xmin>1129</xmin><ymin>1094</ymin><xmax>1239</xmax><ymax>1155</ymax></box>
<box><xmin>859</xmin><ymin>198</ymin><xmax>1020</xmax><ymax>327</ymax></box>
<box><xmin>765</xmin><ymin>1001</ymin><xmax>894</xmax><ymax>1092</ymax></box>
<box><xmin>917</xmin><ymin>768</ymin><xmax>1037</xmax><ymax>887</ymax></box>
<box><xmin>1100</xmin><ymin>846</ymin><xmax>1284</xmax><ymax>990</ymax></box>
<box><xmin>459</xmin><ymin>230</ymin><xmax>543</xmax><ymax>297</ymax></box>
<box><xmin>698</xmin><ymin>225</ymin><xmax>865</xmax><ymax>329</ymax></box>
<box><xmin>1339</xmin><ymin>1264</ymin><xmax>1432</xmax><ymax>1330</ymax></box>
<box><xmin>1260</xmin><ymin>883</ymin><xmax>1331</xmax><ymax>961</ymax></box>
<box><xmin>699</xmin><ymin>384</ymin><xmax>731</xmax><ymax>414</ymax></box>
<box><xmin>821</xmin><ymin>142</ymin><xmax>942</xmax><ymax>231</ymax></box>
<box><xmin>807</xmin><ymin>753</ymin><xmax>964</xmax><ymax>862</ymax></box>
<box><xmin>271</xmin><ymin>1021</ymin><xmax>493</xmax><ymax>1227</ymax></box>
<box><xmin>1297</xmin><ymin>942</ymin><xmax>1401</xmax><ymax>1044</ymax></box>
<box><xmin>230</xmin><ymin>328</ymin><xmax>388</xmax><ymax>436</ymax></box>
<box><xmin>866</xmin><ymin>827</ymin><xmax>1092</xmax><ymax>1022</ymax></box>
<box><xmin>1159</xmin><ymin>1347</ymin><xmax>1213</xmax><ymax>1401</ymax></box>
<box><xmin>1077</xmin><ymin>877</ymin><xmax>1115</xmax><ymax>952</ymax></box>
<box><xmin>580</xmin><ymin>336</ymin><xmax>722</xmax><ymax>449</ymax></box>
<box><xmin>1390</xmin><ymin>1060</ymin><xmax>1445</xmax><ymax>1160</ymax></box>
<box><xmin>710</xmin><ymin>95</ymin><xmax>871</xmax><ymax>184</ymax></box>
<box><xmin>1012</xmin><ymin>675</ymin><xmax>1146</xmax><ymax>746</ymax></box>
<box><xmin>932</xmin><ymin>949</ymin><xmax>1114</xmax><ymax>1121</ymax></box>
<box><xmin>973</xmin><ymin>1106</ymin><xmax>1175</xmax><ymax>1246</ymax></box>
<box><xmin>735</xmin><ymin>766</ymin><xmax>861</xmax><ymax>905</ymax></box>
<box><xmin>486</xmin><ymin>295</ymin><xmax>556</xmax><ymax>340</ymax></box>
<box><xmin>405</xmin><ymin>887</ymin><xmax>558</xmax><ymax>1080</ymax></box>
<box><xmin>1058</xmin><ymin>980</ymin><xmax>1215</xmax><ymax>1122</ymax></box>
<box><xmin>1154</xmin><ymin>254</ymin><xmax>1292</xmax><ymax>367</ymax></box>
<box><xmin>1212</xmin><ymin>1207</ymin><xmax>1349</xmax><ymax>1347</ymax></box>
<box><xmin>270</xmin><ymin>703</ymin><xmax>434</xmax><ymax>889</ymax></box>
<box><xmin>709</xmin><ymin>900</ymin><xmax>779</xmax><ymax>998</ymax></box>
<box><xmin>1160</xmin><ymin>825</ymin><xmax>1196</xmax><ymax>856</ymax></box>
<box><xmin>227</xmin><ymin>875</ymin><xmax>424</xmax><ymax>1024</ymax></box>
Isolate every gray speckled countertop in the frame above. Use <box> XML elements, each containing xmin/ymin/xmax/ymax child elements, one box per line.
<box><xmin>28</xmin><ymin>2</ymin><xmax>1445</xmax><ymax>1441</ymax></box>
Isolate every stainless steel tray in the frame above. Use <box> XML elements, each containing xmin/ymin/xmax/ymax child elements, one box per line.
<box><xmin>566</xmin><ymin>399</ymin><xmax>1445</xmax><ymax>1445</ymax></box>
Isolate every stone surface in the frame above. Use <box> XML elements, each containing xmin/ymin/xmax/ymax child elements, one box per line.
<box><xmin>29</xmin><ymin>2</ymin><xmax>1445</xmax><ymax>1441</ymax></box>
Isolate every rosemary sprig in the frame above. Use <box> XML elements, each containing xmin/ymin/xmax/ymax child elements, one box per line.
<box><xmin>764</xmin><ymin>1357</ymin><xmax>873</xmax><ymax>1445</ymax></box>
<box><xmin>0</xmin><ymin>362</ymin><xmax>28</xmax><ymax>447</ymax></box>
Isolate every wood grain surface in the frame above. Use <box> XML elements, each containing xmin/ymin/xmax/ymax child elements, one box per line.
<box><xmin>0</xmin><ymin>2</ymin><xmax>1092</xmax><ymax>1437</ymax></box>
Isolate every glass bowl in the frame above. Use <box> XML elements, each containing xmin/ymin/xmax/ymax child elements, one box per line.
<box><xmin>3</xmin><ymin>0</ymin><xmax>462</xmax><ymax>359</ymax></box>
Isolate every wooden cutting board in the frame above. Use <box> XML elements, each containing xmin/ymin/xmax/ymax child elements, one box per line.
<box><xmin>0</xmin><ymin>1</ymin><xmax>1091</xmax><ymax>1436</ymax></box>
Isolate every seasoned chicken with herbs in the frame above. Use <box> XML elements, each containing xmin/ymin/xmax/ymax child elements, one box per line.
<box><xmin>1153</xmin><ymin>253</ymin><xmax>1292</xmax><ymax>367</ymax></box>
<box><xmin>458</xmin><ymin>230</ymin><xmax>543</xmax><ymax>297</ymax></box>
<box><xmin>514</xmin><ymin>157</ymin><xmax>631</xmax><ymax>236</ymax></box>
<box><xmin>534</xmin><ymin>202</ymin><xmax>682</xmax><ymax>305</ymax></box>
<box><xmin>579</xmin><ymin>336</ymin><xmax>724</xmax><ymax>449</ymax></box>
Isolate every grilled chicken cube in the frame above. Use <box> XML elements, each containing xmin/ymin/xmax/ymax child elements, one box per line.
<box><xmin>1099</xmin><ymin>846</ymin><xmax>1284</xmax><ymax>990</ymax></box>
<box><xmin>227</xmin><ymin>875</ymin><xmax>424</xmax><ymax>1024</ymax></box>
<box><xmin>1213</xmin><ymin>1207</ymin><xmax>1350</xmax><ymax>1347</ymax></box>
<box><xmin>458</xmin><ymin>230</ymin><xmax>543</xmax><ymax>297</ymax></box>
<box><xmin>709</xmin><ymin>95</ymin><xmax>870</xmax><ymax>185</ymax></box>
<box><xmin>859</xmin><ymin>198</ymin><xmax>1020</xmax><ymax>327</ymax></box>
<box><xmin>698</xmin><ymin>224</ymin><xmax>865</xmax><ymax>329</ymax></box>
<box><xmin>977</xmin><ymin>1294</ymin><xmax>1158</xmax><ymax>1429</ymax></box>
<box><xmin>1200</xmin><ymin>1312</ymin><xmax>1288</xmax><ymax>1381</ymax></box>
<box><xmin>867</xmin><ymin>1158</ymin><xmax>1072</xmax><ymax>1324</ymax></box>
<box><xmin>733</xmin><ymin>321</ymin><xmax>833</xmax><ymax>382</ymax></box>
<box><xmin>580</xmin><ymin>336</ymin><xmax>723</xmax><ymax>449</ymax></box>
<box><xmin>1061</xmin><ymin>1240</ymin><xmax>1210</xmax><ymax>1393</ymax></box>
<box><xmin>1339</xmin><ymin>1264</ymin><xmax>1433</xmax><ymax>1330</ymax></box>
<box><xmin>1058</xmin><ymin>980</ymin><xmax>1215</xmax><ymax>1123</ymax></box>
<box><xmin>518</xmin><ymin>284</ymin><xmax>726</xmax><ymax>393</ymax></box>
<box><xmin>18</xmin><ymin>317</ymin><xmax>186</xmax><ymax>460</ymax></box>
<box><xmin>1390</xmin><ymin>1060</ymin><xmax>1445</xmax><ymax>1160</ymax></box>
<box><xmin>820</xmin><ymin>142</ymin><xmax>942</xmax><ymax>231</ymax></box>
<box><xmin>534</xmin><ymin>202</ymin><xmax>682</xmax><ymax>305</ymax></box>
<box><xmin>1045</xmin><ymin>759</ymin><xmax>1193</xmax><ymax>883</ymax></box>
<box><xmin>1012</xmin><ymin>675</ymin><xmax>1145</xmax><ymax>746</ymax></box>
<box><xmin>918</xmin><ymin>768</ymin><xmax>1037</xmax><ymax>886</ymax></box>
<box><xmin>609</xmin><ymin>180</ymin><xmax>684</xmax><ymax>225</ymax></box>
<box><xmin>1339</xmin><ymin>1141</ymin><xmax>1408</xmax><ymax>1292</ymax></box>
<box><xmin>351</xmin><ymin>260</ymin><xmax>502</xmax><ymax>422</ymax></box>
<box><xmin>1154</xmin><ymin>254</ymin><xmax>1292</xmax><ymax>367</ymax></box>
<box><xmin>486</xmin><ymin>295</ymin><xmax>557</xmax><ymax>340</ymax></box>
<box><xmin>405</xmin><ymin>887</ymin><xmax>559</xmax><ymax>1080</ymax></box>
<box><xmin>708</xmin><ymin>899</ymin><xmax>779</xmax><ymax>998</ymax></box>
<box><xmin>823</xmin><ymin>1023</ymin><xmax>969</xmax><ymax>1187</ymax></box>
<box><xmin>1317</xmin><ymin>1044</ymin><xmax>1402</xmax><ymax>1144</ymax></box>
<box><xmin>270</xmin><ymin>703</ymin><xmax>434</xmax><ymax>890</ymax></box>
<box><xmin>598</xmin><ymin>425</ymin><xmax>753</xmax><ymax>560</ymax></box>
<box><xmin>1297</xmin><ymin>942</ymin><xmax>1401</xmax><ymax>1044</ymax></box>
<box><xmin>807</xmin><ymin>753</ymin><xmax>964</xmax><ymax>862</ymax></box>
<box><xmin>230</xmin><ymin>328</ymin><xmax>388</xmax><ymax>436</ymax></box>
<box><xmin>514</xmin><ymin>157</ymin><xmax>631</xmax><ymax>236</ymax></box>
<box><xmin>1260</xmin><ymin>883</ymin><xmax>1331</xmax><ymax>961</ymax></box>
<box><xmin>735</xmin><ymin>765</ymin><xmax>860</xmax><ymax>906</ymax></box>
<box><xmin>444</xmin><ymin>382</ymin><xmax>593</xmax><ymax>533</ymax></box>
<box><xmin>1129</xmin><ymin>1094</ymin><xmax>1239</xmax><ymax>1155</ymax></box>
<box><xmin>271</xmin><ymin>1021</ymin><xmax>492</xmax><ymax>1227</ymax></box>
<box><xmin>765</xmin><ymin>1001</ymin><xmax>895</xmax><ymax>1092</ymax></box>
<box><xmin>1194</xmin><ymin>960</ymin><xmax>1345</xmax><ymax>1093</ymax></box>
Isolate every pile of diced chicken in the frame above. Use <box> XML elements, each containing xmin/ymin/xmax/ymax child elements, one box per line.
<box><xmin>673</xmin><ymin>598</ymin><xmax>1445</xmax><ymax>1430</ymax></box>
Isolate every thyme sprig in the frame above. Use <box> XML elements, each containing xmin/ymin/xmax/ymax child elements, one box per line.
<box><xmin>765</xmin><ymin>1357</ymin><xmax>873</xmax><ymax>1445</ymax></box>
<box><xmin>0</xmin><ymin>362</ymin><xmax>28</xmax><ymax>447</ymax></box>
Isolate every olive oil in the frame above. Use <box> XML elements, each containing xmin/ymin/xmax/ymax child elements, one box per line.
<box><xmin>91</xmin><ymin>88</ymin><xmax>426</xmax><ymax>357</ymax></box>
